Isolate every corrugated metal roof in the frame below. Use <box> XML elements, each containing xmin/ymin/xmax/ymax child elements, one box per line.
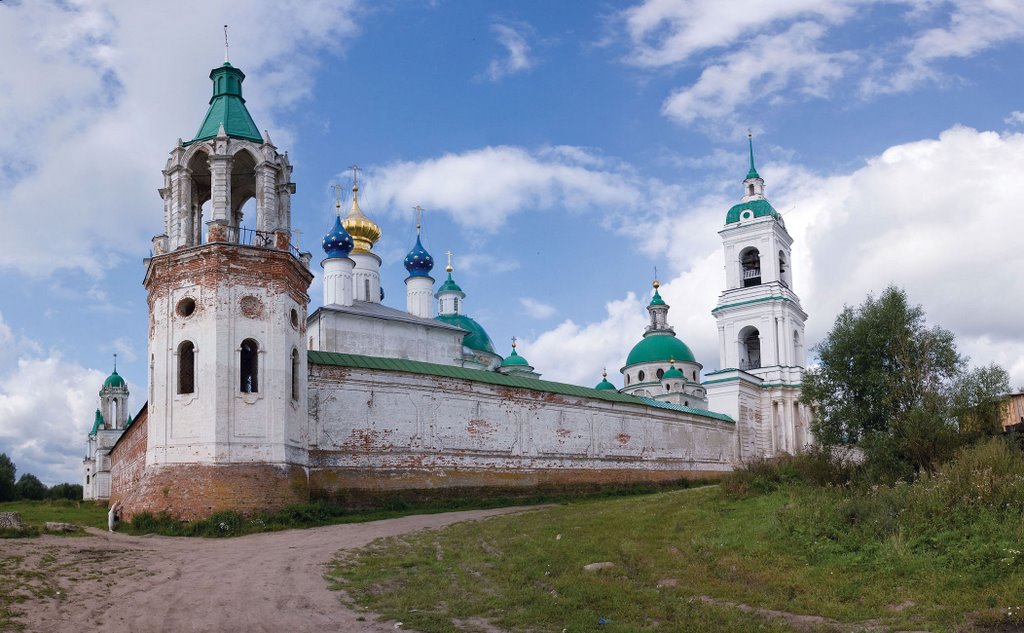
<box><xmin>307</xmin><ymin>350</ymin><xmax>734</xmax><ymax>424</ymax></box>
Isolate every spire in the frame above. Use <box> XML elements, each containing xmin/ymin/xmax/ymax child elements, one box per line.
<box><xmin>341</xmin><ymin>164</ymin><xmax>382</xmax><ymax>253</ymax></box>
<box><xmin>189</xmin><ymin>54</ymin><xmax>263</xmax><ymax>144</ymax></box>
<box><xmin>746</xmin><ymin>131</ymin><xmax>760</xmax><ymax>180</ymax></box>
<box><xmin>223</xmin><ymin>24</ymin><xmax>230</xmax><ymax>64</ymax></box>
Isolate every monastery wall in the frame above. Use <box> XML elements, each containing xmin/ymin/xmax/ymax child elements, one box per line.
<box><xmin>307</xmin><ymin>362</ymin><xmax>737</xmax><ymax>502</ymax></box>
<box><xmin>109</xmin><ymin>407</ymin><xmax>148</xmax><ymax>509</ymax></box>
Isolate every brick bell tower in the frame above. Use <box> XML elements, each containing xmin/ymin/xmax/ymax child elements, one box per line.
<box><xmin>137</xmin><ymin>57</ymin><xmax>313</xmax><ymax>519</ymax></box>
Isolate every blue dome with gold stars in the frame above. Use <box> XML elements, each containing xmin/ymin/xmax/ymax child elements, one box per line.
<box><xmin>404</xmin><ymin>235</ymin><xmax>434</xmax><ymax>277</ymax></box>
<box><xmin>322</xmin><ymin>216</ymin><xmax>354</xmax><ymax>259</ymax></box>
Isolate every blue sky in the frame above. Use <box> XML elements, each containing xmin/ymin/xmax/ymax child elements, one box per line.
<box><xmin>2</xmin><ymin>0</ymin><xmax>1024</xmax><ymax>484</ymax></box>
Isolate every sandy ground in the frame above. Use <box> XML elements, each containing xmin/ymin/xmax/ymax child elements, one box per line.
<box><xmin>0</xmin><ymin>507</ymin><xmax>526</xmax><ymax>633</ymax></box>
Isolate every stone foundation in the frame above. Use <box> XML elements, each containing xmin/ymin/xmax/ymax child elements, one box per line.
<box><xmin>116</xmin><ymin>462</ymin><xmax>309</xmax><ymax>521</ymax></box>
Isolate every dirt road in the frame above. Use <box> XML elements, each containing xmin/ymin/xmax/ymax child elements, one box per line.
<box><xmin>0</xmin><ymin>507</ymin><xmax>526</xmax><ymax>633</ymax></box>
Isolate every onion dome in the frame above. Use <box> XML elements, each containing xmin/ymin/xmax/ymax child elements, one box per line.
<box><xmin>625</xmin><ymin>335</ymin><xmax>696</xmax><ymax>365</ymax></box>
<box><xmin>501</xmin><ymin>340</ymin><xmax>530</xmax><ymax>368</ymax></box>
<box><xmin>101</xmin><ymin>369</ymin><xmax>126</xmax><ymax>395</ymax></box>
<box><xmin>650</xmin><ymin>280</ymin><xmax>666</xmax><ymax>306</ymax></box>
<box><xmin>322</xmin><ymin>216</ymin><xmax>354</xmax><ymax>259</ymax></box>
<box><xmin>436</xmin><ymin>271</ymin><xmax>464</xmax><ymax>297</ymax></box>
<box><xmin>342</xmin><ymin>183</ymin><xmax>382</xmax><ymax>253</ymax></box>
<box><xmin>663</xmin><ymin>361</ymin><xmax>685</xmax><ymax>380</ymax></box>
<box><xmin>595</xmin><ymin>370</ymin><xmax>616</xmax><ymax>391</ymax></box>
<box><xmin>435</xmin><ymin>313</ymin><xmax>496</xmax><ymax>354</ymax></box>
<box><xmin>404</xmin><ymin>235</ymin><xmax>434</xmax><ymax>277</ymax></box>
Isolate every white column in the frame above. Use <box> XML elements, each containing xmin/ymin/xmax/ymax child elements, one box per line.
<box><xmin>323</xmin><ymin>257</ymin><xmax>355</xmax><ymax>307</ymax></box>
<box><xmin>405</xmin><ymin>276</ymin><xmax>435</xmax><ymax>318</ymax></box>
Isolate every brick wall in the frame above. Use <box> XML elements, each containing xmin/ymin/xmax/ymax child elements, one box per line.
<box><xmin>109</xmin><ymin>405</ymin><xmax>148</xmax><ymax>509</ymax></box>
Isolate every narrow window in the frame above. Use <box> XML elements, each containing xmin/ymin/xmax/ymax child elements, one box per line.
<box><xmin>240</xmin><ymin>339</ymin><xmax>259</xmax><ymax>393</ymax></box>
<box><xmin>656</xmin><ymin>368</ymin><xmax>665</xmax><ymax>379</ymax></box>
<box><xmin>747</xmin><ymin>184</ymin><xmax>754</xmax><ymax>196</ymax></box>
<box><xmin>638</xmin><ymin>370</ymin><xmax>646</xmax><ymax>382</ymax></box>
<box><xmin>364</xmin><ymin>278</ymin><xmax>370</xmax><ymax>301</ymax></box>
<box><xmin>453</xmin><ymin>297</ymin><xmax>460</xmax><ymax>313</ymax></box>
<box><xmin>178</xmin><ymin>341</ymin><xmax>195</xmax><ymax>394</ymax></box>
<box><xmin>291</xmin><ymin>349</ymin><xmax>299</xmax><ymax>401</ymax></box>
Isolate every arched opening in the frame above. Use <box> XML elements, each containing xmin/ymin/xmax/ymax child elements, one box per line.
<box><xmin>739</xmin><ymin>326</ymin><xmax>761</xmax><ymax>370</ymax></box>
<box><xmin>740</xmin><ymin>247</ymin><xmax>761</xmax><ymax>287</ymax></box>
<box><xmin>692</xmin><ymin>370</ymin><xmax>697</xmax><ymax>381</ymax></box>
<box><xmin>178</xmin><ymin>341</ymin><xmax>195</xmax><ymax>394</ymax></box>
<box><xmin>778</xmin><ymin>250</ymin><xmax>789</xmax><ymax>288</ymax></box>
<box><xmin>747</xmin><ymin>184</ymin><xmax>755</xmax><ymax>196</ymax></box>
<box><xmin>625</xmin><ymin>374</ymin><xmax>630</xmax><ymax>386</ymax></box>
<box><xmin>230</xmin><ymin>150</ymin><xmax>258</xmax><ymax>240</ymax></box>
<box><xmin>793</xmin><ymin>330</ymin><xmax>804</xmax><ymax>366</ymax></box>
<box><xmin>111</xmin><ymin>399</ymin><xmax>118</xmax><ymax>428</ymax></box>
<box><xmin>291</xmin><ymin>348</ymin><xmax>300</xmax><ymax>401</ymax></box>
<box><xmin>656</xmin><ymin>368</ymin><xmax>664</xmax><ymax>379</ymax></box>
<box><xmin>186</xmin><ymin>150</ymin><xmax>211</xmax><ymax>247</ymax></box>
<box><xmin>240</xmin><ymin>339</ymin><xmax>259</xmax><ymax>393</ymax></box>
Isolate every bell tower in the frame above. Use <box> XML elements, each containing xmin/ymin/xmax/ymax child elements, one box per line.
<box><xmin>706</xmin><ymin>135</ymin><xmax>811</xmax><ymax>457</ymax></box>
<box><xmin>138</xmin><ymin>57</ymin><xmax>313</xmax><ymax>519</ymax></box>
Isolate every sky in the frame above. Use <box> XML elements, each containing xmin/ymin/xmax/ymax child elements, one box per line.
<box><xmin>1</xmin><ymin>0</ymin><xmax>1024</xmax><ymax>485</ymax></box>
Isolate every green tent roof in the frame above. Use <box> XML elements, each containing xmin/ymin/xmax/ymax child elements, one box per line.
<box><xmin>649</xmin><ymin>288</ymin><xmax>666</xmax><ymax>306</ymax></box>
<box><xmin>89</xmin><ymin>409</ymin><xmax>104</xmax><ymax>435</ymax></box>
<box><xmin>189</xmin><ymin>63</ymin><xmax>263</xmax><ymax>144</ymax></box>
<box><xmin>435</xmin><ymin>313</ymin><xmax>496</xmax><ymax>354</ymax></box>
<box><xmin>625</xmin><ymin>334</ymin><xmax>696</xmax><ymax>366</ymax></box>
<box><xmin>435</xmin><ymin>272</ymin><xmax>464</xmax><ymax>296</ymax></box>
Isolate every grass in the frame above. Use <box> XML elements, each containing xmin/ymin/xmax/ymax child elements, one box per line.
<box><xmin>329</xmin><ymin>463</ymin><xmax>1024</xmax><ymax>632</ymax></box>
<box><xmin>124</xmin><ymin>479</ymin><xmax>714</xmax><ymax>538</ymax></box>
<box><xmin>0</xmin><ymin>499</ymin><xmax>108</xmax><ymax>536</ymax></box>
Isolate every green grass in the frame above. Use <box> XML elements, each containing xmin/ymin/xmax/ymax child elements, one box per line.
<box><xmin>0</xmin><ymin>499</ymin><xmax>108</xmax><ymax>535</ymax></box>
<box><xmin>329</xmin><ymin>483</ymin><xmax>1024</xmax><ymax>632</ymax></box>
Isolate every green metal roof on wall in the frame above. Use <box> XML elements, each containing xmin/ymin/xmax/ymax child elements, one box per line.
<box><xmin>189</xmin><ymin>63</ymin><xmax>263</xmax><ymax>144</ymax></box>
<box><xmin>308</xmin><ymin>350</ymin><xmax>733</xmax><ymax>423</ymax></box>
<box><xmin>625</xmin><ymin>334</ymin><xmax>696</xmax><ymax>366</ymax></box>
<box><xmin>435</xmin><ymin>313</ymin><xmax>496</xmax><ymax>354</ymax></box>
<box><xmin>725</xmin><ymin>198</ymin><xmax>781</xmax><ymax>225</ymax></box>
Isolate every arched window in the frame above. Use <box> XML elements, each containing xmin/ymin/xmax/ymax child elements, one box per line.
<box><xmin>625</xmin><ymin>374</ymin><xmax>630</xmax><ymax>385</ymax></box>
<box><xmin>453</xmin><ymin>297</ymin><xmax>460</xmax><ymax>313</ymax></box>
<box><xmin>793</xmin><ymin>330</ymin><xmax>804</xmax><ymax>366</ymax></box>
<box><xmin>747</xmin><ymin>184</ymin><xmax>755</xmax><ymax>196</ymax></box>
<box><xmin>656</xmin><ymin>368</ymin><xmax>664</xmax><ymax>379</ymax></box>
<box><xmin>778</xmin><ymin>250</ymin><xmax>789</xmax><ymax>287</ymax></box>
<box><xmin>740</xmin><ymin>248</ymin><xmax>761</xmax><ymax>287</ymax></box>
<box><xmin>739</xmin><ymin>326</ymin><xmax>761</xmax><ymax>370</ymax></box>
<box><xmin>638</xmin><ymin>370</ymin><xmax>646</xmax><ymax>382</ymax></box>
<box><xmin>178</xmin><ymin>341</ymin><xmax>195</xmax><ymax>394</ymax></box>
<box><xmin>240</xmin><ymin>339</ymin><xmax>259</xmax><ymax>393</ymax></box>
<box><xmin>692</xmin><ymin>370</ymin><xmax>697</xmax><ymax>380</ymax></box>
<box><xmin>291</xmin><ymin>348</ymin><xmax>300</xmax><ymax>401</ymax></box>
<box><xmin>364</xmin><ymin>278</ymin><xmax>371</xmax><ymax>301</ymax></box>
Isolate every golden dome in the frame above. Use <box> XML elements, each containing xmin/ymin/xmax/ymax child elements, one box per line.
<box><xmin>341</xmin><ymin>184</ymin><xmax>381</xmax><ymax>253</ymax></box>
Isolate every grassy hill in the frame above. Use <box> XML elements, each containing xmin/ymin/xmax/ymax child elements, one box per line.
<box><xmin>331</xmin><ymin>441</ymin><xmax>1024</xmax><ymax>632</ymax></box>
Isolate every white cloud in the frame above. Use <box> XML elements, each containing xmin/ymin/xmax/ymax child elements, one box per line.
<box><xmin>0</xmin><ymin>0</ymin><xmax>359</xmax><ymax>277</ymax></box>
<box><xmin>1005</xmin><ymin>110</ymin><xmax>1024</xmax><ymax>126</ymax></box>
<box><xmin>458</xmin><ymin>253</ymin><xmax>521</xmax><ymax>277</ymax></box>
<box><xmin>484</xmin><ymin>21</ymin><xmax>535</xmax><ymax>81</ymax></box>
<box><xmin>366</xmin><ymin>145</ymin><xmax>640</xmax><ymax>231</ymax></box>
<box><xmin>661</xmin><ymin>21</ymin><xmax>853</xmax><ymax>127</ymax></box>
<box><xmin>619</xmin><ymin>0</ymin><xmax>857</xmax><ymax>67</ymax></box>
<box><xmin>520</xmin><ymin>297</ymin><xmax>557</xmax><ymax>319</ymax></box>
<box><xmin>525</xmin><ymin>294</ymin><xmax>648</xmax><ymax>387</ymax></box>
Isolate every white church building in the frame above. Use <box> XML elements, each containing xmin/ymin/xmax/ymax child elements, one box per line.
<box><xmin>86</xmin><ymin>59</ymin><xmax>811</xmax><ymax>517</ymax></box>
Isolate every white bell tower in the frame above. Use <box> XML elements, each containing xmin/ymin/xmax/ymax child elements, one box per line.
<box><xmin>706</xmin><ymin>135</ymin><xmax>811</xmax><ymax>457</ymax></box>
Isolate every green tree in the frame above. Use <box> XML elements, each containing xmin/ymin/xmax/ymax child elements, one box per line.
<box><xmin>47</xmin><ymin>483</ymin><xmax>84</xmax><ymax>500</ymax></box>
<box><xmin>802</xmin><ymin>286</ymin><xmax>1009</xmax><ymax>475</ymax></box>
<box><xmin>14</xmin><ymin>473</ymin><xmax>47</xmax><ymax>501</ymax></box>
<box><xmin>0</xmin><ymin>453</ymin><xmax>15</xmax><ymax>502</ymax></box>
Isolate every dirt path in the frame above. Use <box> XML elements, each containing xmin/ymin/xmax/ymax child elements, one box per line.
<box><xmin>0</xmin><ymin>507</ymin><xmax>528</xmax><ymax>633</ymax></box>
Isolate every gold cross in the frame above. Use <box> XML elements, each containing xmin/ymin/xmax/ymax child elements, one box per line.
<box><xmin>511</xmin><ymin>336</ymin><xmax>518</xmax><ymax>349</ymax></box>
<box><xmin>348</xmin><ymin>164</ymin><xmax>362</xmax><ymax>187</ymax></box>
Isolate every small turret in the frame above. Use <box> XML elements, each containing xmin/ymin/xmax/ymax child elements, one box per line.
<box><xmin>404</xmin><ymin>205</ymin><xmax>435</xmax><ymax>318</ymax></box>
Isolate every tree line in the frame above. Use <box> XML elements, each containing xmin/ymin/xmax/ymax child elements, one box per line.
<box><xmin>0</xmin><ymin>453</ymin><xmax>82</xmax><ymax>502</ymax></box>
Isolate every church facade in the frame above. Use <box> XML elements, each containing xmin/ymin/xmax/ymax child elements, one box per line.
<box><xmin>90</xmin><ymin>60</ymin><xmax>812</xmax><ymax>518</ymax></box>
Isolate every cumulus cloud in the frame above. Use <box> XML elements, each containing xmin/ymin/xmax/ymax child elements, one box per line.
<box><xmin>520</xmin><ymin>297</ymin><xmax>557</xmax><ymax>319</ymax></box>
<box><xmin>366</xmin><ymin>145</ymin><xmax>640</xmax><ymax>231</ymax></box>
<box><xmin>0</xmin><ymin>0</ymin><xmax>359</xmax><ymax>277</ymax></box>
<box><xmin>483</xmin><ymin>20</ymin><xmax>535</xmax><ymax>81</ymax></box>
<box><xmin>661</xmin><ymin>21</ymin><xmax>852</xmax><ymax>128</ymax></box>
<box><xmin>1004</xmin><ymin>111</ymin><xmax>1024</xmax><ymax>127</ymax></box>
<box><xmin>457</xmin><ymin>253</ymin><xmax>521</xmax><ymax>277</ymax></box>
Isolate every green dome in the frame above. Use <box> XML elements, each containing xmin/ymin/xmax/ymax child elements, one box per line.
<box><xmin>102</xmin><ymin>370</ymin><xmax>126</xmax><ymax>392</ymax></box>
<box><xmin>625</xmin><ymin>334</ymin><xmax>696</xmax><ymax>366</ymax></box>
<box><xmin>501</xmin><ymin>348</ymin><xmax>530</xmax><ymax>367</ymax></box>
<box><xmin>435</xmin><ymin>313</ymin><xmax>496</xmax><ymax>355</ymax></box>
<box><xmin>725</xmin><ymin>199</ymin><xmax>782</xmax><ymax>225</ymax></box>
<box><xmin>435</xmin><ymin>272</ymin><xmax>464</xmax><ymax>297</ymax></box>
<box><xmin>595</xmin><ymin>377</ymin><xmax>616</xmax><ymax>391</ymax></box>
<box><xmin>662</xmin><ymin>365</ymin><xmax>685</xmax><ymax>379</ymax></box>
